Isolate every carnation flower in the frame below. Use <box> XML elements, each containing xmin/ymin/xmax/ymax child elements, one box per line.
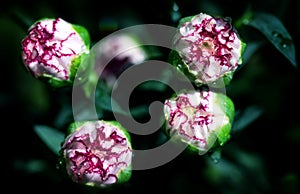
<box><xmin>21</xmin><ymin>17</ymin><xmax>90</xmax><ymax>87</ymax></box>
<box><xmin>164</xmin><ymin>90</ymin><xmax>234</xmax><ymax>155</ymax></box>
<box><xmin>61</xmin><ymin>120</ymin><xmax>132</xmax><ymax>187</ymax></box>
<box><xmin>93</xmin><ymin>33</ymin><xmax>147</xmax><ymax>87</ymax></box>
<box><xmin>170</xmin><ymin>13</ymin><xmax>246</xmax><ymax>86</ymax></box>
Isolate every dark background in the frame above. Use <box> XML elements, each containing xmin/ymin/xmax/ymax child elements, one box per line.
<box><xmin>1</xmin><ymin>0</ymin><xmax>300</xmax><ymax>193</ymax></box>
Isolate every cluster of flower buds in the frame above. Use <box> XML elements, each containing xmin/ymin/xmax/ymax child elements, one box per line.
<box><xmin>163</xmin><ymin>12</ymin><xmax>245</xmax><ymax>154</ymax></box>
<box><xmin>21</xmin><ymin>18</ymin><xmax>91</xmax><ymax>87</ymax></box>
<box><xmin>164</xmin><ymin>89</ymin><xmax>234</xmax><ymax>155</ymax></box>
<box><xmin>60</xmin><ymin>120</ymin><xmax>132</xmax><ymax>187</ymax></box>
<box><xmin>170</xmin><ymin>12</ymin><xmax>246</xmax><ymax>86</ymax></box>
<box><xmin>21</xmin><ymin>12</ymin><xmax>244</xmax><ymax>188</ymax></box>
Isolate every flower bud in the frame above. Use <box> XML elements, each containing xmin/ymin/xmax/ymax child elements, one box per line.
<box><xmin>21</xmin><ymin>18</ymin><xmax>91</xmax><ymax>88</ymax></box>
<box><xmin>94</xmin><ymin>33</ymin><xmax>147</xmax><ymax>87</ymax></box>
<box><xmin>164</xmin><ymin>90</ymin><xmax>234</xmax><ymax>155</ymax></box>
<box><xmin>170</xmin><ymin>13</ymin><xmax>246</xmax><ymax>86</ymax></box>
<box><xmin>61</xmin><ymin>120</ymin><xmax>132</xmax><ymax>187</ymax></box>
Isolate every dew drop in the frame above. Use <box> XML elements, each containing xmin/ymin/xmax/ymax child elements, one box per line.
<box><xmin>281</xmin><ymin>43</ymin><xmax>287</xmax><ymax>48</ymax></box>
<box><xmin>177</xmin><ymin>64</ymin><xmax>183</xmax><ymax>70</ymax></box>
<box><xmin>212</xmin><ymin>158</ymin><xmax>219</xmax><ymax>164</ymax></box>
<box><xmin>280</xmin><ymin>38</ymin><xmax>292</xmax><ymax>48</ymax></box>
<box><xmin>173</xmin><ymin>2</ymin><xmax>179</xmax><ymax>11</ymax></box>
<box><xmin>271</xmin><ymin>31</ymin><xmax>292</xmax><ymax>49</ymax></box>
<box><xmin>209</xmin><ymin>153</ymin><xmax>220</xmax><ymax>164</ymax></box>
<box><xmin>242</xmin><ymin>19</ymin><xmax>249</xmax><ymax>25</ymax></box>
<box><xmin>56</xmin><ymin>160</ymin><xmax>63</xmax><ymax>170</ymax></box>
<box><xmin>272</xmin><ymin>31</ymin><xmax>279</xmax><ymax>37</ymax></box>
<box><xmin>210</xmin><ymin>149</ymin><xmax>221</xmax><ymax>163</ymax></box>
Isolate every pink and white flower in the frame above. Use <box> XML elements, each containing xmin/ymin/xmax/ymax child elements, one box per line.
<box><xmin>164</xmin><ymin>90</ymin><xmax>234</xmax><ymax>154</ymax></box>
<box><xmin>172</xmin><ymin>13</ymin><xmax>246</xmax><ymax>86</ymax></box>
<box><xmin>21</xmin><ymin>18</ymin><xmax>90</xmax><ymax>87</ymax></box>
<box><xmin>94</xmin><ymin>33</ymin><xmax>147</xmax><ymax>87</ymax></box>
<box><xmin>61</xmin><ymin>120</ymin><xmax>132</xmax><ymax>187</ymax></box>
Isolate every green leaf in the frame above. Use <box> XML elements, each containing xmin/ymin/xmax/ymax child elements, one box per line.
<box><xmin>247</xmin><ymin>12</ymin><xmax>297</xmax><ymax>67</ymax></box>
<box><xmin>111</xmin><ymin>97</ymin><xmax>129</xmax><ymax>116</ymax></box>
<box><xmin>14</xmin><ymin>159</ymin><xmax>48</xmax><ymax>174</ymax></box>
<box><xmin>129</xmin><ymin>104</ymin><xmax>150</xmax><ymax>118</ymax></box>
<box><xmin>137</xmin><ymin>80</ymin><xmax>167</xmax><ymax>92</ymax></box>
<box><xmin>34</xmin><ymin>125</ymin><xmax>65</xmax><ymax>155</ymax></box>
<box><xmin>95</xmin><ymin>81</ymin><xmax>128</xmax><ymax>116</ymax></box>
<box><xmin>240</xmin><ymin>41</ymin><xmax>264</xmax><ymax>67</ymax></box>
<box><xmin>232</xmin><ymin>105</ymin><xmax>263</xmax><ymax>132</ymax></box>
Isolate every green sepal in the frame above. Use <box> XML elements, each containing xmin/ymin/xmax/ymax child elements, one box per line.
<box><xmin>177</xmin><ymin>15</ymin><xmax>194</xmax><ymax>28</ymax></box>
<box><xmin>168</xmin><ymin>50</ymin><xmax>198</xmax><ymax>85</ymax></box>
<box><xmin>66</xmin><ymin>120</ymin><xmax>89</xmax><ymax>136</ymax></box>
<box><xmin>214</xmin><ymin>92</ymin><xmax>235</xmax><ymax>147</ymax></box>
<box><xmin>239</xmin><ymin>41</ymin><xmax>248</xmax><ymax>64</ymax></box>
<box><xmin>41</xmin><ymin>74</ymin><xmax>73</xmax><ymax>88</ymax></box>
<box><xmin>72</xmin><ymin>23</ymin><xmax>91</xmax><ymax>49</ymax></box>
<box><xmin>116</xmin><ymin>163</ymin><xmax>132</xmax><ymax>185</ymax></box>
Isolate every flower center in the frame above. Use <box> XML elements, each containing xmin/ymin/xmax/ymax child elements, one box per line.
<box><xmin>200</xmin><ymin>39</ymin><xmax>215</xmax><ymax>57</ymax></box>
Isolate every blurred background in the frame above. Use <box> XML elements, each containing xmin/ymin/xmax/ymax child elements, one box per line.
<box><xmin>1</xmin><ymin>0</ymin><xmax>300</xmax><ymax>193</ymax></box>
